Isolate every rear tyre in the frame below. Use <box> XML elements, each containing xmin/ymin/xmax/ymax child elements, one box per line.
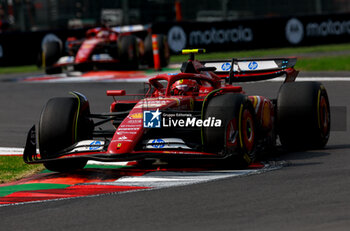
<box><xmin>118</xmin><ymin>35</ymin><xmax>139</xmax><ymax>69</ymax></box>
<box><xmin>277</xmin><ymin>81</ymin><xmax>330</xmax><ymax>150</ymax></box>
<box><xmin>42</xmin><ymin>41</ymin><xmax>62</xmax><ymax>74</ymax></box>
<box><xmin>39</xmin><ymin>97</ymin><xmax>92</xmax><ymax>172</ymax></box>
<box><xmin>144</xmin><ymin>34</ymin><xmax>170</xmax><ymax>68</ymax></box>
<box><xmin>204</xmin><ymin>94</ymin><xmax>257</xmax><ymax>167</ymax></box>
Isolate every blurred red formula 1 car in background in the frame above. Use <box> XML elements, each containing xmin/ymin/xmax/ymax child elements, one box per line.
<box><xmin>39</xmin><ymin>24</ymin><xmax>170</xmax><ymax>74</ymax></box>
<box><xmin>24</xmin><ymin>49</ymin><xmax>330</xmax><ymax>172</ymax></box>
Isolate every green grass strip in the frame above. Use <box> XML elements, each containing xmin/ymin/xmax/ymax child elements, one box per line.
<box><xmin>144</xmin><ymin>67</ymin><xmax>178</xmax><ymax>74</ymax></box>
<box><xmin>170</xmin><ymin>43</ymin><xmax>350</xmax><ymax>63</ymax></box>
<box><xmin>1</xmin><ymin>43</ymin><xmax>350</xmax><ymax>75</ymax></box>
<box><xmin>296</xmin><ymin>55</ymin><xmax>350</xmax><ymax>71</ymax></box>
<box><xmin>170</xmin><ymin>43</ymin><xmax>350</xmax><ymax>71</ymax></box>
<box><xmin>0</xmin><ymin>183</ymin><xmax>70</xmax><ymax>197</ymax></box>
<box><xmin>0</xmin><ymin>156</ymin><xmax>44</xmax><ymax>184</ymax></box>
<box><xmin>0</xmin><ymin>65</ymin><xmax>40</xmax><ymax>74</ymax></box>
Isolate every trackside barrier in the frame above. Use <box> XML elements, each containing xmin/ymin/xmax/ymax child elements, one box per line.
<box><xmin>152</xmin><ymin>12</ymin><xmax>350</xmax><ymax>54</ymax></box>
<box><xmin>3</xmin><ymin>12</ymin><xmax>350</xmax><ymax>66</ymax></box>
<box><xmin>152</xmin><ymin>34</ymin><xmax>161</xmax><ymax>71</ymax></box>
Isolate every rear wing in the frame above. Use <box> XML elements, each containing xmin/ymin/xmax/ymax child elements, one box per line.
<box><xmin>201</xmin><ymin>58</ymin><xmax>298</xmax><ymax>83</ymax></box>
<box><xmin>111</xmin><ymin>24</ymin><xmax>151</xmax><ymax>33</ymax></box>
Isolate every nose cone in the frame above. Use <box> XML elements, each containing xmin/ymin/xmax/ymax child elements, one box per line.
<box><xmin>75</xmin><ymin>39</ymin><xmax>101</xmax><ymax>63</ymax></box>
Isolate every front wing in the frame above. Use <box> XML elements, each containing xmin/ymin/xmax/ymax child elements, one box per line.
<box><xmin>23</xmin><ymin>126</ymin><xmax>223</xmax><ymax>164</ymax></box>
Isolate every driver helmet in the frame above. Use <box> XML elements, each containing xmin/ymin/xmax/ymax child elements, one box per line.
<box><xmin>171</xmin><ymin>79</ymin><xmax>199</xmax><ymax>95</ymax></box>
<box><xmin>96</xmin><ymin>30</ymin><xmax>110</xmax><ymax>38</ymax></box>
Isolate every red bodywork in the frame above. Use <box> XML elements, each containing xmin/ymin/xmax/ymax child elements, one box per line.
<box><xmin>54</xmin><ymin>27</ymin><xmax>145</xmax><ymax>68</ymax></box>
<box><xmin>106</xmin><ymin>61</ymin><xmax>279</xmax><ymax>156</ymax></box>
<box><xmin>24</xmin><ymin>56</ymin><xmax>298</xmax><ymax>164</ymax></box>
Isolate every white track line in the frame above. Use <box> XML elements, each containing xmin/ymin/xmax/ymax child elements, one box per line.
<box><xmin>82</xmin><ymin>163</ymin><xmax>284</xmax><ymax>189</ymax></box>
<box><xmin>0</xmin><ymin>147</ymin><xmax>128</xmax><ymax>166</ymax></box>
<box><xmin>270</xmin><ymin>77</ymin><xmax>350</xmax><ymax>82</ymax></box>
<box><xmin>87</xmin><ymin>160</ymin><xmax>129</xmax><ymax>166</ymax></box>
<box><xmin>0</xmin><ymin>147</ymin><xmax>24</xmax><ymax>156</ymax></box>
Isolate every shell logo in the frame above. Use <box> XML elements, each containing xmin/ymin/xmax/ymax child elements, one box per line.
<box><xmin>82</xmin><ymin>44</ymin><xmax>93</xmax><ymax>49</ymax></box>
<box><xmin>128</xmin><ymin>113</ymin><xmax>143</xmax><ymax>119</ymax></box>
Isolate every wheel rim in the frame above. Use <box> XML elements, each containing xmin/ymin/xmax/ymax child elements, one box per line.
<box><xmin>128</xmin><ymin>44</ymin><xmax>134</xmax><ymax>60</ymax></box>
<box><xmin>319</xmin><ymin>95</ymin><xmax>330</xmax><ymax>138</ymax></box>
<box><xmin>226</xmin><ymin>119</ymin><xmax>237</xmax><ymax>147</ymax></box>
<box><xmin>240</xmin><ymin>109</ymin><xmax>255</xmax><ymax>153</ymax></box>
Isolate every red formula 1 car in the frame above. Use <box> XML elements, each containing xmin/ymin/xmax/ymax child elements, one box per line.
<box><xmin>40</xmin><ymin>25</ymin><xmax>169</xmax><ymax>74</ymax></box>
<box><xmin>24</xmin><ymin>49</ymin><xmax>330</xmax><ymax>172</ymax></box>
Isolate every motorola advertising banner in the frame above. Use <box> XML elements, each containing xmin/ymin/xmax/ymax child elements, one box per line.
<box><xmin>152</xmin><ymin>19</ymin><xmax>286</xmax><ymax>53</ymax></box>
<box><xmin>2</xmin><ymin>13</ymin><xmax>350</xmax><ymax>66</ymax></box>
<box><xmin>284</xmin><ymin>14</ymin><xmax>350</xmax><ymax>46</ymax></box>
<box><xmin>153</xmin><ymin>13</ymin><xmax>350</xmax><ymax>54</ymax></box>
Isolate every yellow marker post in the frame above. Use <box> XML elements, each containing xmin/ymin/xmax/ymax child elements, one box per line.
<box><xmin>181</xmin><ymin>49</ymin><xmax>206</xmax><ymax>54</ymax></box>
<box><xmin>182</xmin><ymin>49</ymin><xmax>206</xmax><ymax>60</ymax></box>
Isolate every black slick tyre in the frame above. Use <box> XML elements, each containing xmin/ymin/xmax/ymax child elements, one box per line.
<box><xmin>39</xmin><ymin>97</ymin><xmax>91</xmax><ymax>172</ymax></box>
<box><xmin>42</xmin><ymin>41</ymin><xmax>62</xmax><ymax>74</ymax></box>
<box><xmin>277</xmin><ymin>81</ymin><xmax>330</xmax><ymax>150</ymax></box>
<box><xmin>203</xmin><ymin>93</ymin><xmax>257</xmax><ymax>167</ymax></box>
<box><xmin>118</xmin><ymin>35</ymin><xmax>139</xmax><ymax>69</ymax></box>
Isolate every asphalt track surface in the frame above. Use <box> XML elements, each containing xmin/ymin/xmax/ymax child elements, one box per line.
<box><xmin>0</xmin><ymin>73</ymin><xmax>350</xmax><ymax>230</ymax></box>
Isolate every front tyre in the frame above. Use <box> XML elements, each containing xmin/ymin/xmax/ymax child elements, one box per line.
<box><xmin>39</xmin><ymin>97</ymin><xmax>92</xmax><ymax>172</ymax></box>
<box><xmin>42</xmin><ymin>41</ymin><xmax>62</xmax><ymax>74</ymax></box>
<box><xmin>203</xmin><ymin>93</ymin><xmax>257</xmax><ymax>167</ymax></box>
